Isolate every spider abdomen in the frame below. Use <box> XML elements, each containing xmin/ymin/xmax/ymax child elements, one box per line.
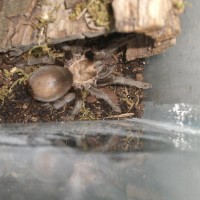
<box><xmin>28</xmin><ymin>65</ymin><xmax>73</xmax><ymax>102</ymax></box>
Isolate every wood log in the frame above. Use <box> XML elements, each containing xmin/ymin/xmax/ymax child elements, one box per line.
<box><xmin>0</xmin><ymin>0</ymin><xmax>184</xmax><ymax>59</ymax></box>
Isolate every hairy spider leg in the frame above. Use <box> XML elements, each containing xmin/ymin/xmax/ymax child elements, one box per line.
<box><xmin>94</xmin><ymin>75</ymin><xmax>152</xmax><ymax>89</ymax></box>
<box><xmin>53</xmin><ymin>93</ymin><xmax>76</xmax><ymax>109</ymax></box>
<box><xmin>71</xmin><ymin>88</ymin><xmax>83</xmax><ymax>116</ymax></box>
<box><xmin>85</xmin><ymin>84</ymin><xmax>121</xmax><ymax>113</ymax></box>
<box><xmin>112</xmin><ymin>76</ymin><xmax>152</xmax><ymax>89</ymax></box>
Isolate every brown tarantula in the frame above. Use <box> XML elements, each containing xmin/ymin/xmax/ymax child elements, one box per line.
<box><xmin>28</xmin><ymin>36</ymin><xmax>151</xmax><ymax>116</ymax></box>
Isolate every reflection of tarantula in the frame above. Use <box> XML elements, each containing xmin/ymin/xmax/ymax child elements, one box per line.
<box><xmin>28</xmin><ymin>36</ymin><xmax>151</xmax><ymax>116</ymax></box>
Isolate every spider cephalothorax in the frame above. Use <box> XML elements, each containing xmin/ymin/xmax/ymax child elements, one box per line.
<box><xmin>28</xmin><ymin>36</ymin><xmax>151</xmax><ymax>116</ymax></box>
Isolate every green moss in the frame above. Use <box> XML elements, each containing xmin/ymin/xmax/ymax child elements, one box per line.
<box><xmin>0</xmin><ymin>67</ymin><xmax>37</xmax><ymax>103</ymax></box>
<box><xmin>81</xmin><ymin>89</ymin><xmax>89</xmax><ymax>100</ymax></box>
<box><xmin>8</xmin><ymin>68</ymin><xmax>31</xmax><ymax>92</ymax></box>
<box><xmin>79</xmin><ymin>103</ymin><xmax>96</xmax><ymax>120</ymax></box>
<box><xmin>0</xmin><ymin>85</ymin><xmax>10</xmax><ymax>103</ymax></box>
<box><xmin>68</xmin><ymin>2</ymin><xmax>87</xmax><ymax>20</ymax></box>
<box><xmin>28</xmin><ymin>44</ymin><xmax>64</xmax><ymax>59</ymax></box>
<box><xmin>87</xmin><ymin>0</ymin><xmax>112</xmax><ymax>28</ymax></box>
<box><xmin>69</xmin><ymin>0</ymin><xmax>113</xmax><ymax>30</ymax></box>
<box><xmin>173</xmin><ymin>0</ymin><xmax>191</xmax><ymax>11</ymax></box>
<box><xmin>28</xmin><ymin>44</ymin><xmax>51</xmax><ymax>57</ymax></box>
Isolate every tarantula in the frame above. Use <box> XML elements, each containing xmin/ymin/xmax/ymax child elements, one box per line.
<box><xmin>28</xmin><ymin>36</ymin><xmax>151</xmax><ymax>116</ymax></box>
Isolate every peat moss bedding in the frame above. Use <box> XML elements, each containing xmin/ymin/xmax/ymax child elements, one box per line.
<box><xmin>0</xmin><ymin>37</ymin><xmax>147</xmax><ymax>123</ymax></box>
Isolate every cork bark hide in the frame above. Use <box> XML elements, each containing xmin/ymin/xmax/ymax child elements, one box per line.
<box><xmin>0</xmin><ymin>0</ymin><xmax>184</xmax><ymax>60</ymax></box>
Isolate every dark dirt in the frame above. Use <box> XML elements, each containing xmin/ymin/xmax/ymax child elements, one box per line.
<box><xmin>0</xmin><ymin>35</ymin><xmax>149</xmax><ymax>200</ymax></box>
<box><xmin>0</xmin><ymin>35</ymin><xmax>147</xmax><ymax>124</ymax></box>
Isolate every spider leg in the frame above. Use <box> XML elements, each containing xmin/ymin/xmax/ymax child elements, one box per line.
<box><xmin>95</xmin><ymin>75</ymin><xmax>152</xmax><ymax>89</ymax></box>
<box><xmin>95</xmin><ymin>76</ymin><xmax>114</xmax><ymax>87</ymax></box>
<box><xmin>96</xmin><ymin>66</ymin><xmax>116</xmax><ymax>79</ymax></box>
<box><xmin>93</xmin><ymin>59</ymin><xmax>117</xmax><ymax>79</ymax></box>
<box><xmin>93</xmin><ymin>51</ymin><xmax>106</xmax><ymax>61</ymax></box>
<box><xmin>63</xmin><ymin>41</ymin><xmax>86</xmax><ymax>67</ymax></box>
<box><xmin>103</xmin><ymin>34</ymin><xmax>135</xmax><ymax>55</ymax></box>
<box><xmin>61</xmin><ymin>45</ymin><xmax>74</xmax><ymax>67</ymax></box>
<box><xmin>112</xmin><ymin>76</ymin><xmax>152</xmax><ymax>89</ymax></box>
<box><xmin>53</xmin><ymin>93</ymin><xmax>76</xmax><ymax>109</ymax></box>
<box><xmin>92</xmin><ymin>34</ymin><xmax>135</xmax><ymax>60</ymax></box>
<box><xmin>74</xmin><ymin>40</ymin><xmax>86</xmax><ymax>58</ymax></box>
<box><xmin>71</xmin><ymin>88</ymin><xmax>83</xmax><ymax>116</ymax></box>
<box><xmin>85</xmin><ymin>84</ymin><xmax>121</xmax><ymax>113</ymax></box>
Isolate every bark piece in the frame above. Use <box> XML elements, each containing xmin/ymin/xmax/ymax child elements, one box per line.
<box><xmin>112</xmin><ymin>0</ymin><xmax>183</xmax><ymax>60</ymax></box>
<box><xmin>0</xmin><ymin>0</ymin><xmax>184</xmax><ymax>60</ymax></box>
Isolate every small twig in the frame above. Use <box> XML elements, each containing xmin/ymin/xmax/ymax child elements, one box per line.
<box><xmin>103</xmin><ymin>113</ymin><xmax>135</xmax><ymax>119</ymax></box>
<box><xmin>76</xmin><ymin>0</ymin><xmax>95</xmax><ymax>20</ymax></box>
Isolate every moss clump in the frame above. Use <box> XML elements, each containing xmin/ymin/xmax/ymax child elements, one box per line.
<box><xmin>8</xmin><ymin>68</ymin><xmax>32</xmax><ymax>92</ymax></box>
<box><xmin>28</xmin><ymin>44</ymin><xmax>64</xmax><ymax>60</ymax></box>
<box><xmin>0</xmin><ymin>85</ymin><xmax>10</xmax><ymax>103</ymax></box>
<box><xmin>69</xmin><ymin>0</ymin><xmax>113</xmax><ymax>30</ymax></box>
<box><xmin>0</xmin><ymin>67</ymin><xmax>37</xmax><ymax>103</ymax></box>
<box><xmin>78</xmin><ymin>89</ymin><xmax>96</xmax><ymax>120</ymax></box>
<box><xmin>28</xmin><ymin>44</ymin><xmax>52</xmax><ymax>57</ymax></box>
<box><xmin>79</xmin><ymin>103</ymin><xmax>96</xmax><ymax>120</ymax></box>
<box><xmin>69</xmin><ymin>2</ymin><xmax>87</xmax><ymax>20</ymax></box>
<box><xmin>87</xmin><ymin>0</ymin><xmax>113</xmax><ymax>28</ymax></box>
<box><xmin>173</xmin><ymin>0</ymin><xmax>191</xmax><ymax>13</ymax></box>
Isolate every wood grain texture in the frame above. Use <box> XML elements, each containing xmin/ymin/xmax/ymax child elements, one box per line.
<box><xmin>0</xmin><ymin>0</ymin><xmax>184</xmax><ymax>60</ymax></box>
